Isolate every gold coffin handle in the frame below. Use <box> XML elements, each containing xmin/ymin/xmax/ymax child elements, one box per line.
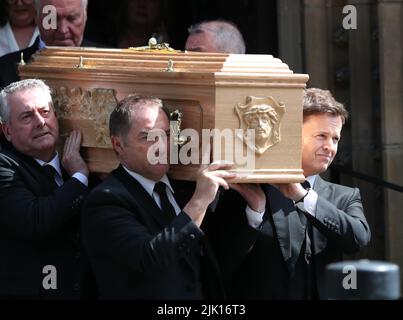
<box><xmin>170</xmin><ymin>109</ymin><xmax>187</xmax><ymax>146</ymax></box>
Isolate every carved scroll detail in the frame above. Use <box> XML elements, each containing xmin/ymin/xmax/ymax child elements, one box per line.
<box><xmin>52</xmin><ymin>87</ymin><xmax>118</xmax><ymax>147</ymax></box>
<box><xmin>235</xmin><ymin>96</ymin><xmax>286</xmax><ymax>155</ymax></box>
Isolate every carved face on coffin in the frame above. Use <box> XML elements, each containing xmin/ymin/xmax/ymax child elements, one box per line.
<box><xmin>235</xmin><ymin>96</ymin><xmax>285</xmax><ymax>155</ymax></box>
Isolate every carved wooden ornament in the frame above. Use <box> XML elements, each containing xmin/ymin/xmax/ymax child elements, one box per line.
<box><xmin>235</xmin><ymin>96</ymin><xmax>286</xmax><ymax>155</ymax></box>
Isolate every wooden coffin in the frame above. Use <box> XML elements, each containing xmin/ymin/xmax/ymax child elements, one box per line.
<box><xmin>19</xmin><ymin>46</ymin><xmax>309</xmax><ymax>183</ymax></box>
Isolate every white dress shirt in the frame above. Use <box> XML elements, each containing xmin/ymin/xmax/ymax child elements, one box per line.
<box><xmin>122</xmin><ymin>166</ymin><xmax>181</xmax><ymax>215</ymax></box>
<box><xmin>246</xmin><ymin>175</ymin><xmax>319</xmax><ymax>229</ymax></box>
<box><xmin>0</xmin><ymin>22</ymin><xmax>39</xmax><ymax>57</ymax></box>
<box><xmin>298</xmin><ymin>175</ymin><xmax>318</xmax><ymax>217</ymax></box>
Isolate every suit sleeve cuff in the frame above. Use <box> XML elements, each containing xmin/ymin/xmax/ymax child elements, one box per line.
<box><xmin>72</xmin><ymin>172</ymin><xmax>88</xmax><ymax>187</ymax></box>
<box><xmin>296</xmin><ymin>189</ymin><xmax>318</xmax><ymax>216</ymax></box>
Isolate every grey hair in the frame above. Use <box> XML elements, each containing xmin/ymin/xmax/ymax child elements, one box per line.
<box><xmin>35</xmin><ymin>0</ymin><xmax>88</xmax><ymax>12</ymax></box>
<box><xmin>188</xmin><ymin>19</ymin><xmax>246</xmax><ymax>54</ymax></box>
<box><xmin>0</xmin><ymin>79</ymin><xmax>52</xmax><ymax>124</ymax></box>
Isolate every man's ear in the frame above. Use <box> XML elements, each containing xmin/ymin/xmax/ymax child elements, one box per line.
<box><xmin>2</xmin><ymin>123</ymin><xmax>12</xmax><ymax>142</ymax></box>
<box><xmin>111</xmin><ymin>135</ymin><xmax>124</xmax><ymax>155</ymax></box>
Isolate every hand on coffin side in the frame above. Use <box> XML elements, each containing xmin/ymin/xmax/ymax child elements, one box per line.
<box><xmin>61</xmin><ymin>130</ymin><xmax>89</xmax><ymax>178</ymax></box>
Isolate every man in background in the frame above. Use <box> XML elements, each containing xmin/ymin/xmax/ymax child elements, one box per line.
<box><xmin>185</xmin><ymin>19</ymin><xmax>245</xmax><ymax>54</ymax></box>
<box><xmin>0</xmin><ymin>0</ymin><xmax>94</xmax><ymax>88</ymax></box>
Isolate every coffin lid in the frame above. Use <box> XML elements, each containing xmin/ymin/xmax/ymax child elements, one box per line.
<box><xmin>19</xmin><ymin>46</ymin><xmax>309</xmax><ymax>87</ymax></box>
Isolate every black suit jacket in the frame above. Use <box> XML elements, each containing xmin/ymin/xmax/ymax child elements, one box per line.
<box><xmin>0</xmin><ymin>36</ymin><xmax>101</xmax><ymax>88</ymax></box>
<box><xmin>207</xmin><ymin>176</ymin><xmax>371</xmax><ymax>299</ymax></box>
<box><xmin>0</xmin><ymin>144</ymin><xmax>91</xmax><ymax>299</ymax></box>
<box><xmin>82</xmin><ymin>166</ymin><xmax>225</xmax><ymax>300</ymax></box>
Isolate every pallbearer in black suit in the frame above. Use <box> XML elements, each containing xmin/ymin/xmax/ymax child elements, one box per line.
<box><xmin>208</xmin><ymin>88</ymin><xmax>371</xmax><ymax>299</ymax></box>
<box><xmin>82</xmin><ymin>95</ymin><xmax>235</xmax><ymax>299</ymax></box>
<box><xmin>0</xmin><ymin>0</ymin><xmax>95</xmax><ymax>88</ymax></box>
<box><xmin>0</xmin><ymin>79</ymin><xmax>91</xmax><ymax>299</ymax></box>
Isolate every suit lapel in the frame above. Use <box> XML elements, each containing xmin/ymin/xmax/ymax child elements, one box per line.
<box><xmin>170</xmin><ymin>179</ymin><xmax>209</xmax><ymax>278</ymax></box>
<box><xmin>113</xmin><ymin>166</ymin><xmax>173</xmax><ymax>228</ymax></box>
<box><xmin>114</xmin><ymin>169</ymin><xmax>209</xmax><ymax>282</ymax></box>
<box><xmin>3</xmin><ymin>144</ymin><xmax>57</xmax><ymax>193</ymax></box>
<box><xmin>265</xmin><ymin>184</ymin><xmax>291</xmax><ymax>262</ymax></box>
<box><xmin>61</xmin><ymin>167</ymin><xmax>70</xmax><ymax>182</ymax></box>
<box><xmin>310</xmin><ymin>176</ymin><xmax>329</xmax><ymax>255</ymax></box>
<box><xmin>170</xmin><ymin>179</ymin><xmax>194</xmax><ymax>209</ymax></box>
<box><xmin>30</xmin><ymin>159</ymin><xmax>58</xmax><ymax>193</ymax></box>
<box><xmin>265</xmin><ymin>184</ymin><xmax>307</xmax><ymax>275</ymax></box>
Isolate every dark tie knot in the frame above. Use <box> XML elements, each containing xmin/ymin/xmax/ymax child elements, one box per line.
<box><xmin>301</xmin><ymin>180</ymin><xmax>311</xmax><ymax>189</ymax></box>
<box><xmin>43</xmin><ymin>164</ymin><xmax>57</xmax><ymax>178</ymax></box>
<box><xmin>154</xmin><ymin>181</ymin><xmax>177</xmax><ymax>219</ymax></box>
<box><xmin>42</xmin><ymin>164</ymin><xmax>59</xmax><ymax>188</ymax></box>
<box><xmin>153</xmin><ymin>181</ymin><xmax>167</xmax><ymax>195</ymax></box>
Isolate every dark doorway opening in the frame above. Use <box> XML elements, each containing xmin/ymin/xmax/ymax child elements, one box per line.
<box><xmin>86</xmin><ymin>0</ymin><xmax>278</xmax><ymax>55</ymax></box>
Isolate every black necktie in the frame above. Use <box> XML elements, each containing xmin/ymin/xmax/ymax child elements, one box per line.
<box><xmin>301</xmin><ymin>180</ymin><xmax>311</xmax><ymax>190</ymax></box>
<box><xmin>43</xmin><ymin>164</ymin><xmax>58</xmax><ymax>188</ymax></box>
<box><xmin>154</xmin><ymin>182</ymin><xmax>177</xmax><ymax>220</ymax></box>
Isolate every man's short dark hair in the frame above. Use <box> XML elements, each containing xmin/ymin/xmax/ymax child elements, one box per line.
<box><xmin>303</xmin><ymin>88</ymin><xmax>349</xmax><ymax>124</ymax></box>
<box><xmin>109</xmin><ymin>94</ymin><xmax>169</xmax><ymax>141</ymax></box>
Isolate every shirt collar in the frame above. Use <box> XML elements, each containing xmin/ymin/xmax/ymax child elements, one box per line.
<box><xmin>35</xmin><ymin>153</ymin><xmax>62</xmax><ymax>177</ymax></box>
<box><xmin>38</xmin><ymin>36</ymin><xmax>46</xmax><ymax>50</ymax></box>
<box><xmin>306</xmin><ymin>175</ymin><xmax>317</xmax><ymax>188</ymax></box>
<box><xmin>122</xmin><ymin>166</ymin><xmax>174</xmax><ymax>197</ymax></box>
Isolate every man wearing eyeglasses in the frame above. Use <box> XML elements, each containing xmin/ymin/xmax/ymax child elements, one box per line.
<box><xmin>0</xmin><ymin>0</ymin><xmax>95</xmax><ymax>89</ymax></box>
